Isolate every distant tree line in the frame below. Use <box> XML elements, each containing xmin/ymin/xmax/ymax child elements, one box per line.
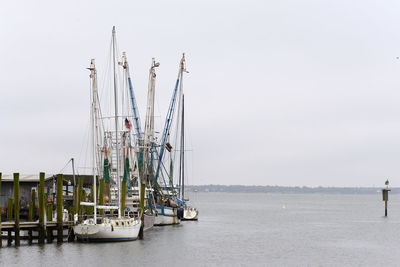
<box><xmin>184</xmin><ymin>185</ymin><xmax>400</xmax><ymax>194</ymax></box>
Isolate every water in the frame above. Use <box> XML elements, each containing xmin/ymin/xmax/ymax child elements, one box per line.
<box><xmin>1</xmin><ymin>192</ymin><xmax>399</xmax><ymax>266</ymax></box>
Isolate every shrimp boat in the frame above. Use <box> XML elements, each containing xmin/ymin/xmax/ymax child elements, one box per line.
<box><xmin>73</xmin><ymin>27</ymin><xmax>141</xmax><ymax>242</ymax></box>
<box><xmin>176</xmin><ymin>73</ymin><xmax>198</xmax><ymax>221</ymax></box>
<box><xmin>150</xmin><ymin>55</ymin><xmax>190</xmax><ymax>226</ymax></box>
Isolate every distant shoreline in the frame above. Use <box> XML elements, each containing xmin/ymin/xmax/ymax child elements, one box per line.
<box><xmin>184</xmin><ymin>185</ymin><xmax>399</xmax><ymax>194</ymax></box>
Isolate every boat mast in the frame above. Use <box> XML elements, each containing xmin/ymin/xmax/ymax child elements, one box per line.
<box><xmin>154</xmin><ymin>54</ymin><xmax>187</xmax><ymax>183</ymax></box>
<box><xmin>122</xmin><ymin>52</ymin><xmax>143</xmax><ymax>143</ymax></box>
<box><xmin>112</xmin><ymin>26</ymin><xmax>121</xmax><ymax>218</ymax></box>
<box><xmin>89</xmin><ymin>59</ymin><xmax>98</xmax><ymax>223</ymax></box>
<box><xmin>180</xmin><ymin>94</ymin><xmax>185</xmax><ymax>201</ymax></box>
<box><xmin>143</xmin><ymin>58</ymin><xmax>159</xmax><ymax>183</ymax></box>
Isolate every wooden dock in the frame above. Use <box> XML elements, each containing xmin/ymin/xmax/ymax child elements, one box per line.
<box><xmin>0</xmin><ymin>172</ymin><xmax>77</xmax><ymax>246</ymax></box>
<box><xmin>1</xmin><ymin>221</ymin><xmax>74</xmax><ymax>229</ymax></box>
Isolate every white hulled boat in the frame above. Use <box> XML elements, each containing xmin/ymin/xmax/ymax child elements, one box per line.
<box><xmin>74</xmin><ymin>217</ymin><xmax>140</xmax><ymax>242</ymax></box>
<box><xmin>73</xmin><ymin>27</ymin><xmax>141</xmax><ymax>241</ymax></box>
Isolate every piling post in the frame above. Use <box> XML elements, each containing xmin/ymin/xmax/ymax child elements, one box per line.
<box><xmin>0</xmin><ymin>173</ymin><xmax>1</xmax><ymax>248</ymax></box>
<box><xmin>99</xmin><ymin>179</ymin><xmax>104</xmax><ymax>216</ymax></box>
<box><xmin>13</xmin><ymin>173</ymin><xmax>20</xmax><ymax>246</ymax></box>
<box><xmin>0</xmin><ymin>206</ymin><xmax>1</xmax><ymax>247</ymax></box>
<box><xmin>38</xmin><ymin>172</ymin><xmax>45</xmax><ymax>244</ymax></box>
<box><xmin>82</xmin><ymin>191</ymin><xmax>87</xmax><ymax>217</ymax></box>
<box><xmin>0</xmin><ymin>205</ymin><xmax>1</xmax><ymax>248</ymax></box>
<box><xmin>78</xmin><ymin>177</ymin><xmax>83</xmax><ymax>220</ymax></box>
<box><xmin>88</xmin><ymin>185</ymin><xmax>94</xmax><ymax>216</ymax></box>
<box><xmin>7</xmin><ymin>199</ymin><xmax>12</xmax><ymax>223</ymax></box>
<box><xmin>139</xmin><ymin>182</ymin><xmax>145</xmax><ymax>239</ymax></box>
<box><xmin>57</xmin><ymin>174</ymin><xmax>63</xmax><ymax>243</ymax></box>
<box><xmin>28</xmin><ymin>201</ymin><xmax>33</xmax><ymax>244</ymax></box>
<box><xmin>121</xmin><ymin>181</ymin><xmax>127</xmax><ymax>217</ymax></box>
<box><xmin>7</xmin><ymin>198</ymin><xmax>12</xmax><ymax>245</ymax></box>
<box><xmin>46</xmin><ymin>203</ymin><xmax>53</xmax><ymax>243</ymax></box>
<box><xmin>47</xmin><ymin>203</ymin><xmax>53</xmax><ymax>222</ymax></box>
<box><xmin>73</xmin><ymin>178</ymin><xmax>79</xmax><ymax>219</ymax></box>
<box><xmin>31</xmin><ymin>188</ymin><xmax>36</xmax><ymax>219</ymax></box>
<box><xmin>7</xmin><ymin>198</ymin><xmax>12</xmax><ymax>221</ymax></box>
<box><xmin>382</xmin><ymin>180</ymin><xmax>391</xmax><ymax>217</ymax></box>
<box><xmin>382</xmin><ymin>188</ymin><xmax>390</xmax><ymax>217</ymax></box>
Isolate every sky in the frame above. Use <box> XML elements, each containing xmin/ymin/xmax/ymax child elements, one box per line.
<box><xmin>1</xmin><ymin>0</ymin><xmax>400</xmax><ymax>187</ymax></box>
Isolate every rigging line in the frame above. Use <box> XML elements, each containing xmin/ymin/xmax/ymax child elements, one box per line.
<box><xmin>99</xmin><ymin>33</ymin><xmax>113</xmax><ymax>111</ymax></box>
<box><xmin>156</xmin><ymin>151</ymin><xmax>178</xmax><ymax>196</ymax></box>
<box><xmin>76</xmin><ymin>78</ymin><xmax>93</xmax><ymax>175</ymax></box>
<box><xmin>57</xmin><ymin>158</ymin><xmax>72</xmax><ymax>175</ymax></box>
<box><xmin>96</xmin><ymin>90</ymin><xmax>105</xmax><ymax>135</ymax></box>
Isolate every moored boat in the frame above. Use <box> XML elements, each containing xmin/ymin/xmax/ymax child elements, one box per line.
<box><xmin>74</xmin><ymin>217</ymin><xmax>141</xmax><ymax>242</ymax></box>
<box><xmin>153</xmin><ymin>205</ymin><xmax>180</xmax><ymax>225</ymax></box>
<box><xmin>183</xmin><ymin>205</ymin><xmax>198</xmax><ymax>221</ymax></box>
<box><xmin>74</xmin><ymin>27</ymin><xmax>141</xmax><ymax>242</ymax></box>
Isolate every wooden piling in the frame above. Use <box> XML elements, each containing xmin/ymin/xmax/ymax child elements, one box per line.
<box><xmin>38</xmin><ymin>172</ymin><xmax>45</xmax><ymax>244</ymax></box>
<box><xmin>382</xmin><ymin>188</ymin><xmax>390</xmax><ymax>217</ymax></box>
<box><xmin>28</xmin><ymin>201</ymin><xmax>33</xmax><ymax>244</ymax></box>
<box><xmin>7</xmin><ymin>198</ymin><xmax>12</xmax><ymax>245</ymax></box>
<box><xmin>57</xmin><ymin>174</ymin><xmax>63</xmax><ymax>243</ymax></box>
<box><xmin>31</xmin><ymin>188</ymin><xmax>36</xmax><ymax>219</ymax></box>
<box><xmin>47</xmin><ymin>227</ymin><xmax>53</xmax><ymax>243</ymax></box>
<box><xmin>0</xmin><ymin>173</ymin><xmax>1</xmax><ymax>248</ymax></box>
<box><xmin>82</xmin><ymin>191</ymin><xmax>87</xmax><ymax>217</ymax></box>
<box><xmin>385</xmin><ymin>201</ymin><xmax>388</xmax><ymax>216</ymax></box>
<box><xmin>47</xmin><ymin>203</ymin><xmax>53</xmax><ymax>222</ymax></box>
<box><xmin>88</xmin><ymin>185</ymin><xmax>94</xmax><ymax>216</ymax></box>
<box><xmin>121</xmin><ymin>181</ymin><xmax>127</xmax><ymax>216</ymax></box>
<box><xmin>73</xmin><ymin>179</ymin><xmax>78</xmax><ymax>218</ymax></box>
<box><xmin>46</xmin><ymin>203</ymin><xmax>53</xmax><ymax>243</ymax></box>
<box><xmin>13</xmin><ymin>173</ymin><xmax>20</xmax><ymax>246</ymax></box>
<box><xmin>0</xmin><ymin>205</ymin><xmax>1</xmax><ymax>248</ymax></box>
<box><xmin>139</xmin><ymin>182</ymin><xmax>145</xmax><ymax>239</ymax></box>
<box><xmin>99</xmin><ymin>179</ymin><xmax>104</xmax><ymax>216</ymax></box>
<box><xmin>7</xmin><ymin>230</ymin><xmax>12</xmax><ymax>246</ymax></box>
<box><xmin>78</xmin><ymin>177</ymin><xmax>83</xmax><ymax>219</ymax></box>
<box><xmin>7</xmin><ymin>198</ymin><xmax>13</xmax><ymax>221</ymax></box>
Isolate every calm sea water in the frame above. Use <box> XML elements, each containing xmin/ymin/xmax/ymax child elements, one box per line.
<box><xmin>0</xmin><ymin>192</ymin><xmax>399</xmax><ymax>266</ymax></box>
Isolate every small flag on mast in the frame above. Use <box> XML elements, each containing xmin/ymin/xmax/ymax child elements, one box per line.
<box><xmin>125</xmin><ymin>118</ymin><xmax>132</xmax><ymax>131</ymax></box>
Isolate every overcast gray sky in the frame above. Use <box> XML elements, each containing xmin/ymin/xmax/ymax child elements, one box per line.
<box><xmin>1</xmin><ymin>0</ymin><xmax>400</xmax><ymax>187</ymax></box>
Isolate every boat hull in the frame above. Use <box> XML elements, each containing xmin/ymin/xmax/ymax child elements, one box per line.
<box><xmin>182</xmin><ymin>207</ymin><xmax>199</xmax><ymax>221</ymax></box>
<box><xmin>73</xmin><ymin>218</ymin><xmax>141</xmax><ymax>242</ymax></box>
<box><xmin>154</xmin><ymin>206</ymin><xmax>180</xmax><ymax>226</ymax></box>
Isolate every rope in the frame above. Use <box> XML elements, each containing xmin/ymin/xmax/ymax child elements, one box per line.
<box><xmin>58</xmin><ymin>158</ymin><xmax>72</xmax><ymax>175</ymax></box>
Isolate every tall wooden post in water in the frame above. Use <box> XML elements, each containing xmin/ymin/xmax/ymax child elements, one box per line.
<box><xmin>28</xmin><ymin>201</ymin><xmax>33</xmax><ymax>244</ymax></box>
<box><xmin>38</xmin><ymin>172</ymin><xmax>45</xmax><ymax>244</ymax></box>
<box><xmin>31</xmin><ymin>188</ymin><xmax>36</xmax><ymax>218</ymax></box>
<box><xmin>7</xmin><ymin>199</ymin><xmax>13</xmax><ymax>221</ymax></box>
<box><xmin>7</xmin><ymin>198</ymin><xmax>12</xmax><ymax>245</ymax></box>
<box><xmin>99</xmin><ymin>178</ymin><xmax>104</xmax><ymax>216</ymax></box>
<box><xmin>78</xmin><ymin>177</ymin><xmax>83</xmax><ymax>219</ymax></box>
<box><xmin>139</xmin><ymin>183</ymin><xmax>145</xmax><ymax>239</ymax></box>
<box><xmin>13</xmin><ymin>173</ymin><xmax>20</xmax><ymax>246</ymax></box>
<box><xmin>382</xmin><ymin>179</ymin><xmax>390</xmax><ymax>217</ymax></box>
<box><xmin>0</xmin><ymin>173</ymin><xmax>2</xmax><ymax>248</ymax></box>
<box><xmin>57</xmin><ymin>174</ymin><xmax>63</xmax><ymax>243</ymax></box>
